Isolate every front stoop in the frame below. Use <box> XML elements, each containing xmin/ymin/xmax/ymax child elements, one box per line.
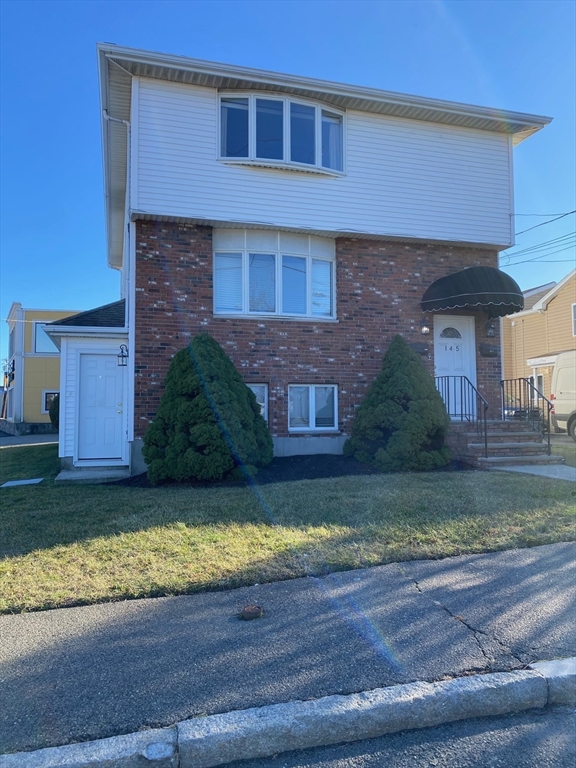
<box><xmin>55</xmin><ymin>468</ymin><xmax>131</xmax><ymax>484</ymax></box>
<box><xmin>447</xmin><ymin>421</ymin><xmax>564</xmax><ymax>469</ymax></box>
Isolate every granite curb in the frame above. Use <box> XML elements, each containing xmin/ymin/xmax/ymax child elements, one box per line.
<box><xmin>1</xmin><ymin>658</ymin><xmax>574</xmax><ymax>767</ymax></box>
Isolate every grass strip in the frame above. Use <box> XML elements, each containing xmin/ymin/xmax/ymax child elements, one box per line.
<box><xmin>1</xmin><ymin>450</ymin><xmax>574</xmax><ymax>613</ymax></box>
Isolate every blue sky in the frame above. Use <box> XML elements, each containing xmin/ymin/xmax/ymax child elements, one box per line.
<box><xmin>1</xmin><ymin>0</ymin><xmax>575</xmax><ymax>362</ymax></box>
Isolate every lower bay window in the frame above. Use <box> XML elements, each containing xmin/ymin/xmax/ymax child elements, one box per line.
<box><xmin>214</xmin><ymin>229</ymin><xmax>335</xmax><ymax>319</ymax></box>
<box><xmin>289</xmin><ymin>385</ymin><xmax>338</xmax><ymax>431</ymax></box>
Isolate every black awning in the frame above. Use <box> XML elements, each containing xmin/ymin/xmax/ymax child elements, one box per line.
<box><xmin>421</xmin><ymin>266</ymin><xmax>523</xmax><ymax>317</ymax></box>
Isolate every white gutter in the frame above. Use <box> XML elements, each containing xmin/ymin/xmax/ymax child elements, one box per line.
<box><xmin>98</xmin><ymin>43</ymin><xmax>552</xmax><ymax>132</ymax></box>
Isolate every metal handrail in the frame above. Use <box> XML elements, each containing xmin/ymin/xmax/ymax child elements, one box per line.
<box><xmin>435</xmin><ymin>375</ymin><xmax>489</xmax><ymax>457</ymax></box>
<box><xmin>501</xmin><ymin>378</ymin><xmax>552</xmax><ymax>455</ymax></box>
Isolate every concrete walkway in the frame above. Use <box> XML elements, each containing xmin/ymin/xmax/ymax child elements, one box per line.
<box><xmin>1</xmin><ymin>542</ymin><xmax>574</xmax><ymax>765</ymax></box>
<box><xmin>494</xmin><ymin>463</ymin><xmax>576</xmax><ymax>481</ymax></box>
<box><xmin>0</xmin><ymin>431</ymin><xmax>57</xmax><ymax>447</ymax></box>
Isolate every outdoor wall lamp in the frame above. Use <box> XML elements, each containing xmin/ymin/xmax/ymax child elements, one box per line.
<box><xmin>421</xmin><ymin>318</ymin><xmax>431</xmax><ymax>335</ymax></box>
<box><xmin>485</xmin><ymin>320</ymin><xmax>497</xmax><ymax>338</ymax></box>
<box><xmin>117</xmin><ymin>344</ymin><xmax>129</xmax><ymax>367</ymax></box>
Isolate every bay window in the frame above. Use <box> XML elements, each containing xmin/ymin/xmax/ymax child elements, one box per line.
<box><xmin>289</xmin><ymin>385</ymin><xmax>338</xmax><ymax>431</ymax></box>
<box><xmin>213</xmin><ymin>230</ymin><xmax>335</xmax><ymax>319</ymax></box>
<box><xmin>220</xmin><ymin>94</ymin><xmax>344</xmax><ymax>172</ymax></box>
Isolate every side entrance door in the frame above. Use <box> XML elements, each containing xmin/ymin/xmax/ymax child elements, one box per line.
<box><xmin>433</xmin><ymin>315</ymin><xmax>477</xmax><ymax>418</ymax></box>
<box><xmin>78</xmin><ymin>354</ymin><xmax>125</xmax><ymax>461</ymax></box>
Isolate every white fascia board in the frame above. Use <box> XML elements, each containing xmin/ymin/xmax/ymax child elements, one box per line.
<box><xmin>532</xmin><ymin>269</ymin><xmax>576</xmax><ymax>311</ymax></box>
<box><xmin>527</xmin><ymin>355</ymin><xmax>558</xmax><ymax>367</ymax></box>
<box><xmin>97</xmin><ymin>43</ymin><xmax>552</xmax><ymax>136</ymax></box>
<box><xmin>6</xmin><ymin>302</ymin><xmax>22</xmax><ymax>324</ymax></box>
<box><xmin>44</xmin><ymin>326</ymin><xmax>128</xmax><ymax>350</ymax></box>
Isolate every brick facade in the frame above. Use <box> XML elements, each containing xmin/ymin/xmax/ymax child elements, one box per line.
<box><xmin>134</xmin><ymin>219</ymin><xmax>501</xmax><ymax>443</ymax></box>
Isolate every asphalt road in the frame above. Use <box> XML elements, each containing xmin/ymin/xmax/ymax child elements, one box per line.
<box><xmin>225</xmin><ymin>708</ymin><xmax>576</xmax><ymax>767</ymax></box>
<box><xmin>1</xmin><ymin>542</ymin><xmax>574</xmax><ymax>754</ymax></box>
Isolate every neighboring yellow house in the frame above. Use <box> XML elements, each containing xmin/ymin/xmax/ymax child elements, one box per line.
<box><xmin>502</xmin><ymin>269</ymin><xmax>576</xmax><ymax>399</ymax></box>
<box><xmin>2</xmin><ymin>303</ymin><xmax>80</xmax><ymax>434</ymax></box>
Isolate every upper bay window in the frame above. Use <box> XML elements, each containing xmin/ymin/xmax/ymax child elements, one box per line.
<box><xmin>220</xmin><ymin>95</ymin><xmax>344</xmax><ymax>173</ymax></box>
<box><xmin>213</xmin><ymin>229</ymin><xmax>336</xmax><ymax>320</ymax></box>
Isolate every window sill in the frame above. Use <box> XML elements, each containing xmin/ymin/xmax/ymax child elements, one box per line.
<box><xmin>214</xmin><ymin>313</ymin><xmax>338</xmax><ymax>323</ymax></box>
<box><xmin>288</xmin><ymin>429</ymin><xmax>340</xmax><ymax>434</ymax></box>
<box><xmin>219</xmin><ymin>159</ymin><xmax>344</xmax><ymax>178</ymax></box>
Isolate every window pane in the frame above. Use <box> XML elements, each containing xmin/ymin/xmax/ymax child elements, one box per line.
<box><xmin>322</xmin><ymin>111</ymin><xmax>343</xmax><ymax>171</ymax></box>
<box><xmin>314</xmin><ymin>387</ymin><xmax>335</xmax><ymax>428</ymax></box>
<box><xmin>256</xmin><ymin>99</ymin><xmax>283</xmax><ymax>160</ymax></box>
<box><xmin>282</xmin><ymin>255</ymin><xmax>307</xmax><ymax>314</ymax></box>
<box><xmin>289</xmin><ymin>386</ymin><xmax>310</xmax><ymax>427</ymax></box>
<box><xmin>221</xmin><ymin>98</ymin><xmax>249</xmax><ymax>158</ymax></box>
<box><xmin>35</xmin><ymin>325</ymin><xmax>58</xmax><ymax>353</ymax></box>
<box><xmin>248</xmin><ymin>384</ymin><xmax>267</xmax><ymax>421</ymax></box>
<box><xmin>249</xmin><ymin>254</ymin><xmax>276</xmax><ymax>312</ymax></box>
<box><xmin>290</xmin><ymin>103</ymin><xmax>315</xmax><ymax>165</ymax></box>
<box><xmin>44</xmin><ymin>391</ymin><xmax>58</xmax><ymax>412</ymax></box>
<box><xmin>312</xmin><ymin>259</ymin><xmax>333</xmax><ymax>317</ymax></box>
<box><xmin>215</xmin><ymin>253</ymin><xmax>243</xmax><ymax>312</ymax></box>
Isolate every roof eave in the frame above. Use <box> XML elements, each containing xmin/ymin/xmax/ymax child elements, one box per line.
<box><xmin>532</xmin><ymin>268</ymin><xmax>576</xmax><ymax>311</ymax></box>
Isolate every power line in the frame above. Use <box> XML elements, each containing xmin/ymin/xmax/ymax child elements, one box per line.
<box><xmin>514</xmin><ymin>210</ymin><xmax>576</xmax><ymax>236</ymax></box>
<box><xmin>512</xmin><ymin>212</ymin><xmax>573</xmax><ymax>217</ymax></box>
<box><xmin>502</xmin><ymin>245</ymin><xmax>576</xmax><ymax>266</ymax></box>
<box><xmin>501</xmin><ymin>232</ymin><xmax>575</xmax><ymax>261</ymax></box>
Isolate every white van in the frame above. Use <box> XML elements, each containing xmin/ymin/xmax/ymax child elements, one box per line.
<box><xmin>551</xmin><ymin>350</ymin><xmax>576</xmax><ymax>441</ymax></box>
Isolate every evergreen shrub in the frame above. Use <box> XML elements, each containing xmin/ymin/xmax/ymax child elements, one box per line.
<box><xmin>49</xmin><ymin>393</ymin><xmax>59</xmax><ymax>431</ymax></box>
<box><xmin>344</xmin><ymin>334</ymin><xmax>451</xmax><ymax>471</ymax></box>
<box><xmin>142</xmin><ymin>334</ymin><xmax>273</xmax><ymax>483</ymax></box>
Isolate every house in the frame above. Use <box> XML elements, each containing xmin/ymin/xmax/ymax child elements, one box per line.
<box><xmin>47</xmin><ymin>44</ymin><xmax>556</xmax><ymax>475</ymax></box>
<box><xmin>2</xmin><ymin>303</ymin><xmax>79</xmax><ymax>434</ymax></box>
<box><xmin>501</xmin><ymin>269</ymin><xmax>576</xmax><ymax>400</ymax></box>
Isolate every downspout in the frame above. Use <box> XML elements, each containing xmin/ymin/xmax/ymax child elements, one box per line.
<box><xmin>103</xmin><ymin>107</ymin><xmax>133</xmax><ymax>457</ymax></box>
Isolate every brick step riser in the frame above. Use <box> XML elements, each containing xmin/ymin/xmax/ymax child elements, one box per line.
<box><xmin>465</xmin><ymin>445</ymin><xmax>550</xmax><ymax>457</ymax></box>
<box><xmin>449</xmin><ymin>423</ymin><xmax>537</xmax><ymax>435</ymax></box>
<box><xmin>463</xmin><ymin>433</ymin><xmax>544</xmax><ymax>444</ymax></box>
<box><xmin>476</xmin><ymin>456</ymin><xmax>565</xmax><ymax>467</ymax></box>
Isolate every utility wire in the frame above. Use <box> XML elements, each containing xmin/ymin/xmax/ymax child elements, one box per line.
<box><xmin>502</xmin><ymin>245</ymin><xmax>576</xmax><ymax>266</ymax></box>
<box><xmin>501</xmin><ymin>232</ymin><xmax>575</xmax><ymax>260</ymax></box>
<box><xmin>514</xmin><ymin>210</ymin><xmax>576</xmax><ymax>236</ymax></box>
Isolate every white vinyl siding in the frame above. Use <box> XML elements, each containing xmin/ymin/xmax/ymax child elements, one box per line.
<box><xmin>136</xmin><ymin>78</ymin><xmax>513</xmax><ymax>246</ymax></box>
<box><xmin>59</xmin><ymin>336</ymin><xmax>128</xmax><ymax>459</ymax></box>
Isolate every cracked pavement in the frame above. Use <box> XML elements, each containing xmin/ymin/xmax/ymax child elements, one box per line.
<box><xmin>1</xmin><ymin>542</ymin><xmax>574</xmax><ymax>754</ymax></box>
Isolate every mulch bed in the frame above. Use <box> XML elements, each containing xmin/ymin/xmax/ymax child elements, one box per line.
<box><xmin>110</xmin><ymin>454</ymin><xmax>472</xmax><ymax>489</ymax></box>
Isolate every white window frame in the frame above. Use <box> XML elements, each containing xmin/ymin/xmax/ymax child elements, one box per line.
<box><xmin>218</xmin><ymin>92</ymin><xmax>345</xmax><ymax>175</ymax></box>
<box><xmin>213</xmin><ymin>231</ymin><xmax>336</xmax><ymax>320</ymax></box>
<box><xmin>288</xmin><ymin>384</ymin><xmax>338</xmax><ymax>432</ymax></box>
<box><xmin>32</xmin><ymin>322</ymin><xmax>59</xmax><ymax>355</ymax></box>
<box><xmin>247</xmin><ymin>383</ymin><xmax>268</xmax><ymax>422</ymax></box>
<box><xmin>572</xmin><ymin>303</ymin><xmax>576</xmax><ymax>336</ymax></box>
<box><xmin>41</xmin><ymin>390</ymin><xmax>59</xmax><ymax>415</ymax></box>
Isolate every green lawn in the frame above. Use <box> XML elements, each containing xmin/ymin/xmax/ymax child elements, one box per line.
<box><xmin>551</xmin><ymin>443</ymin><xmax>576</xmax><ymax>468</ymax></box>
<box><xmin>1</xmin><ymin>443</ymin><xmax>574</xmax><ymax>614</ymax></box>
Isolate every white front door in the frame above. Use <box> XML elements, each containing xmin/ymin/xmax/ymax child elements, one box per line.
<box><xmin>78</xmin><ymin>354</ymin><xmax>125</xmax><ymax>460</ymax></box>
<box><xmin>434</xmin><ymin>316</ymin><xmax>476</xmax><ymax>417</ymax></box>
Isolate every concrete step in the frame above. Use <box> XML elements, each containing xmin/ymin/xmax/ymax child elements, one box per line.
<box><xmin>55</xmin><ymin>468</ymin><xmax>130</xmax><ymax>484</ymax></box>
<box><xmin>476</xmin><ymin>454</ymin><xmax>565</xmax><ymax>468</ymax></box>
